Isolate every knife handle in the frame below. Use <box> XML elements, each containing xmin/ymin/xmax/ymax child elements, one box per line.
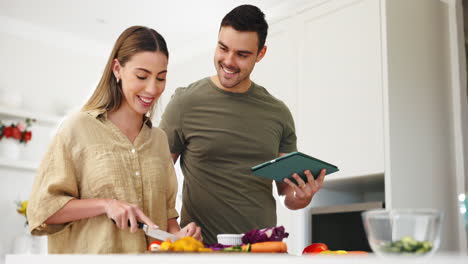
<box><xmin>111</xmin><ymin>219</ymin><xmax>145</xmax><ymax>229</ymax></box>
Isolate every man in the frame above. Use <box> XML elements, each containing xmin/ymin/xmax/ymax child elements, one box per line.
<box><xmin>160</xmin><ymin>4</ymin><xmax>325</xmax><ymax>244</ymax></box>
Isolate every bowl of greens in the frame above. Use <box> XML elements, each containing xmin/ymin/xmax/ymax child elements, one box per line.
<box><xmin>362</xmin><ymin>209</ymin><xmax>443</xmax><ymax>257</ymax></box>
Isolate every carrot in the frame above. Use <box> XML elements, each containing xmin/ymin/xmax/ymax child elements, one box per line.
<box><xmin>243</xmin><ymin>241</ymin><xmax>288</xmax><ymax>253</ymax></box>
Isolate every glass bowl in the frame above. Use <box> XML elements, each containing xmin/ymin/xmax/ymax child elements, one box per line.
<box><xmin>362</xmin><ymin>209</ymin><xmax>443</xmax><ymax>257</ymax></box>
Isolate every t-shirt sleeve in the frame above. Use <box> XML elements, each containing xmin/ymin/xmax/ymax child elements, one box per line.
<box><xmin>165</xmin><ymin>160</ymin><xmax>179</xmax><ymax>220</ymax></box>
<box><xmin>279</xmin><ymin>105</ymin><xmax>298</xmax><ymax>153</ymax></box>
<box><xmin>159</xmin><ymin>88</ymin><xmax>186</xmax><ymax>154</ymax></box>
<box><xmin>27</xmin><ymin>130</ymin><xmax>78</xmax><ymax>236</ymax></box>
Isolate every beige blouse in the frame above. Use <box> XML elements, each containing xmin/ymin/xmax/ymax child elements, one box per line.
<box><xmin>27</xmin><ymin>110</ymin><xmax>179</xmax><ymax>253</ymax></box>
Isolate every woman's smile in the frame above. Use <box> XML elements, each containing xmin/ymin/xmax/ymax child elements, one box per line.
<box><xmin>137</xmin><ymin>95</ymin><xmax>154</xmax><ymax>107</ymax></box>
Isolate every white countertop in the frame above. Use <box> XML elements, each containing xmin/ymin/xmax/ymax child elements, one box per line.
<box><xmin>5</xmin><ymin>253</ymin><xmax>468</xmax><ymax>264</ymax></box>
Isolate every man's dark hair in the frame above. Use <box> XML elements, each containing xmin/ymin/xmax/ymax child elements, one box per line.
<box><xmin>220</xmin><ymin>4</ymin><xmax>268</xmax><ymax>52</ymax></box>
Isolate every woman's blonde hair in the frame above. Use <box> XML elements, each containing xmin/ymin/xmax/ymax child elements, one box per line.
<box><xmin>82</xmin><ymin>26</ymin><xmax>169</xmax><ymax>119</ymax></box>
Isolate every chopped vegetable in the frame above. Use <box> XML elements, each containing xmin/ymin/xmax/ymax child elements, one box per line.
<box><xmin>148</xmin><ymin>241</ymin><xmax>162</xmax><ymax>251</ymax></box>
<box><xmin>302</xmin><ymin>243</ymin><xmax>369</xmax><ymax>256</ymax></box>
<box><xmin>160</xmin><ymin>241</ymin><xmax>172</xmax><ymax>251</ymax></box>
<box><xmin>158</xmin><ymin>236</ymin><xmax>212</xmax><ymax>252</ymax></box>
<box><xmin>222</xmin><ymin>245</ymin><xmax>248</xmax><ymax>252</ymax></box>
<box><xmin>242</xmin><ymin>226</ymin><xmax>289</xmax><ymax>244</ymax></box>
<box><xmin>380</xmin><ymin>236</ymin><xmax>433</xmax><ymax>254</ymax></box>
<box><xmin>302</xmin><ymin>243</ymin><xmax>328</xmax><ymax>254</ymax></box>
<box><xmin>206</xmin><ymin>243</ymin><xmax>232</xmax><ymax>251</ymax></box>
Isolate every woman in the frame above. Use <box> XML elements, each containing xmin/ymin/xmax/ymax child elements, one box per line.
<box><xmin>27</xmin><ymin>26</ymin><xmax>201</xmax><ymax>253</ymax></box>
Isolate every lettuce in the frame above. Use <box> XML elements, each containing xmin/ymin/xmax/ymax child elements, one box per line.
<box><xmin>241</xmin><ymin>226</ymin><xmax>289</xmax><ymax>244</ymax></box>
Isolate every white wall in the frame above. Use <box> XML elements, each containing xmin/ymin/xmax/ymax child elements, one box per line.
<box><xmin>0</xmin><ymin>23</ymin><xmax>105</xmax><ymax>258</ymax></box>
<box><xmin>0</xmin><ymin>32</ymin><xmax>105</xmax><ymax>116</ymax></box>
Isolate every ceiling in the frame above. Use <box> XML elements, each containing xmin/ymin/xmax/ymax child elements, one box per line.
<box><xmin>0</xmin><ymin>0</ymin><xmax>287</xmax><ymax>60</ymax></box>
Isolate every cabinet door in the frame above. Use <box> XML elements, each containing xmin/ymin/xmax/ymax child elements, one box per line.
<box><xmin>296</xmin><ymin>0</ymin><xmax>384</xmax><ymax>179</ymax></box>
<box><xmin>252</xmin><ymin>18</ymin><xmax>298</xmax><ymax>117</ymax></box>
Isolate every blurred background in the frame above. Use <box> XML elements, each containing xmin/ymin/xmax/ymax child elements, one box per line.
<box><xmin>0</xmin><ymin>0</ymin><xmax>467</xmax><ymax>259</ymax></box>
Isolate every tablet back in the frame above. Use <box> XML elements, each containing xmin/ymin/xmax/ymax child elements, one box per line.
<box><xmin>251</xmin><ymin>152</ymin><xmax>339</xmax><ymax>183</ymax></box>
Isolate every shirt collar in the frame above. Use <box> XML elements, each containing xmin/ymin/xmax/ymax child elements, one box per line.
<box><xmin>86</xmin><ymin>109</ymin><xmax>153</xmax><ymax>128</ymax></box>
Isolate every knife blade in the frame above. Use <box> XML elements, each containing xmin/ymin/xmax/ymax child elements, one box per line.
<box><xmin>141</xmin><ymin>224</ymin><xmax>179</xmax><ymax>242</ymax></box>
<box><xmin>111</xmin><ymin>219</ymin><xmax>179</xmax><ymax>241</ymax></box>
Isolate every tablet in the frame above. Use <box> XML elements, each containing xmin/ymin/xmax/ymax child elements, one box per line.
<box><xmin>251</xmin><ymin>152</ymin><xmax>339</xmax><ymax>184</ymax></box>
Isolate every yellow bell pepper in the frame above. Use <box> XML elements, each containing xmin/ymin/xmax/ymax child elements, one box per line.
<box><xmin>160</xmin><ymin>241</ymin><xmax>173</xmax><ymax>251</ymax></box>
<box><xmin>319</xmin><ymin>250</ymin><xmax>348</xmax><ymax>255</ymax></box>
<box><xmin>160</xmin><ymin>236</ymin><xmax>209</xmax><ymax>252</ymax></box>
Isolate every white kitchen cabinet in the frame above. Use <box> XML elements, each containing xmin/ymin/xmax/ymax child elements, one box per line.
<box><xmin>252</xmin><ymin>0</ymin><xmax>466</xmax><ymax>254</ymax></box>
<box><xmin>252</xmin><ymin>18</ymin><xmax>298</xmax><ymax>118</ymax></box>
<box><xmin>296</xmin><ymin>0</ymin><xmax>384</xmax><ymax>181</ymax></box>
<box><xmin>254</xmin><ymin>0</ymin><xmax>385</xmax><ymax>182</ymax></box>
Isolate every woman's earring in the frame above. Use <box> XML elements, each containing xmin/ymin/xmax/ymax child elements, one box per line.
<box><xmin>116</xmin><ymin>77</ymin><xmax>120</xmax><ymax>84</ymax></box>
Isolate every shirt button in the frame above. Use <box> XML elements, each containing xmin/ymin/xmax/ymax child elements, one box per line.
<box><xmin>135</xmin><ymin>171</ymin><xmax>140</xmax><ymax>176</ymax></box>
<box><xmin>131</xmin><ymin>148</ymin><xmax>136</xmax><ymax>154</ymax></box>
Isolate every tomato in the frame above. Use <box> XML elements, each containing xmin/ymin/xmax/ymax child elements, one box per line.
<box><xmin>148</xmin><ymin>241</ymin><xmax>162</xmax><ymax>251</ymax></box>
<box><xmin>302</xmin><ymin>243</ymin><xmax>328</xmax><ymax>255</ymax></box>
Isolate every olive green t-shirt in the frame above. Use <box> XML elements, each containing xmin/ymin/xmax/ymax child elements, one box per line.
<box><xmin>160</xmin><ymin>77</ymin><xmax>297</xmax><ymax>244</ymax></box>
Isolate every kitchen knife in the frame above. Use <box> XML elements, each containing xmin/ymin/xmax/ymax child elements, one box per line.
<box><xmin>111</xmin><ymin>219</ymin><xmax>179</xmax><ymax>241</ymax></box>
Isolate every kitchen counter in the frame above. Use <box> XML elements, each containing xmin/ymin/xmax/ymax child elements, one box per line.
<box><xmin>5</xmin><ymin>254</ymin><xmax>468</xmax><ymax>264</ymax></box>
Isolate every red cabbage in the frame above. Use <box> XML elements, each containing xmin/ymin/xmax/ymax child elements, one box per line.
<box><xmin>241</xmin><ymin>226</ymin><xmax>289</xmax><ymax>244</ymax></box>
<box><xmin>205</xmin><ymin>243</ymin><xmax>232</xmax><ymax>251</ymax></box>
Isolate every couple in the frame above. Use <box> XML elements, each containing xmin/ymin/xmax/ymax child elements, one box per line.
<box><xmin>27</xmin><ymin>4</ymin><xmax>326</xmax><ymax>253</ymax></box>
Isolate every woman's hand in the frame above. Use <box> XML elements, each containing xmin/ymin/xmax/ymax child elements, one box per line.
<box><xmin>175</xmin><ymin>222</ymin><xmax>202</xmax><ymax>241</ymax></box>
<box><xmin>104</xmin><ymin>199</ymin><xmax>158</xmax><ymax>233</ymax></box>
